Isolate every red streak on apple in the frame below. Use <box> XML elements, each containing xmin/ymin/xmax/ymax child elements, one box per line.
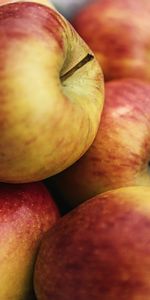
<box><xmin>90</xmin><ymin>79</ymin><xmax>150</xmax><ymax>183</ymax></box>
<box><xmin>0</xmin><ymin>2</ymin><xmax>65</xmax><ymax>50</ymax></box>
<box><xmin>50</xmin><ymin>78</ymin><xmax>150</xmax><ymax>206</ymax></box>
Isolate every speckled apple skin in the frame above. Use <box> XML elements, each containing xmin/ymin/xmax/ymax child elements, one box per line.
<box><xmin>0</xmin><ymin>182</ymin><xmax>59</xmax><ymax>300</ymax></box>
<box><xmin>34</xmin><ymin>186</ymin><xmax>150</xmax><ymax>300</ymax></box>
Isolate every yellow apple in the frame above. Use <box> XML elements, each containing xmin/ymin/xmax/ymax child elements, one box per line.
<box><xmin>0</xmin><ymin>2</ymin><xmax>104</xmax><ymax>183</ymax></box>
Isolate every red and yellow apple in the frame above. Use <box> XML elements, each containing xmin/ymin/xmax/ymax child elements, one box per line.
<box><xmin>34</xmin><ymin>186</ymin><xmax>150</xmax><ymax>300</ymax></box>
<box><xmin>0</xmin><ymin>182</ymin><xmax>59</xmax><ymax>300</ymax></box>
<box><xmin>50</xmin><ymin>79</ymin><xmax>150</xmax><ymax>207</ymax></box>
<box><xmin>0</xmin><ymin>2</ymin><xmax>104</xmax><ymax>183</ymax></box>
<box><xmin>72</xmin><ymin>0</ymin><xmax>150</xmax><ymax>81</ymax></box>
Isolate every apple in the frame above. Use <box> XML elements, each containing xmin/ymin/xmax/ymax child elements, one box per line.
<box><xmin>72</xmin><ymin>0</ymin><xmax>150</xmax><ymax>81</ymax></box>
<box><xmin>0</xmin><ymin>181</ymin><xmax>59</xmax><ymax>300</ymax></box>
<box><xmin>34</xmin><ymin>186</ymin><xmax>150</xmax><ymax>300</ymax></box>
<box><xmin>0</xmin><ymin>2</ymin><xmax>104</xmax><ymax>183</ymax></box>
<box><xmin>49</xmin><ymin>78</ymin><xmax>150</xmax><ymax>207</ymax></box>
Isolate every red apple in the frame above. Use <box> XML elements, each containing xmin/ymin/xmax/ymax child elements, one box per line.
<box><xmin>72</xmin><ymin>0</ymin><xmax>150</xmax><ymax>81</ymax></box>
<box><xmin>50</xmin><ymin>78</ymin><xmax>150</xmax><ymax>207</ymax></box>
<box><xmin>0</xmin><ymin>2</ymin><xmax>104</xmax><ymax>183</ymax></box>
<box><xmin>34</xmin><ymin>186</ymin><xmax>150</xmax><ymax>300</ymax></box>
<box><xmin>0</xmin><ymin>182</ymin><xmax>59</xmax><ymax>299</ymax></box>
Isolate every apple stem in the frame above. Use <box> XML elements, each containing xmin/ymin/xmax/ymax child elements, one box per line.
<box><xmin>60</xmin><ymin>53</ymin><xmax>94</xmax><ymax>82</ymax></box>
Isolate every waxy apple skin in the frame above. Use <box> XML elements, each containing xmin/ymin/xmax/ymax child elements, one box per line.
<box><xmin>34</xmin><ymin>186</ymin><xmax>150</xmax><ymax>300</ymax></box>
<box><xmin>0</xmin><ymin>2</ymin><xmax>104</xmax><ymax>183</ymax></box>
<box><xmin>73</xmin><ymin>0</ymin><xmax>150</xmax><ymax>81</ymax></box>
<box><xmin>0</xmin><ymin>0</ymin><xmax>54</xmax><ymax>8</ymax></box>
<box><xmin>50</xmin><ymin>79</ymin><xmax>150</xmax><ymax>207</ymax></box>
<box><xmin>0</xmin><ymin>182</ymin><xmax>59</xmax><ymax>300</ymax></box>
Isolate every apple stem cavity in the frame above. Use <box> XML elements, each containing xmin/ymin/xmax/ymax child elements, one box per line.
<box><xmin>60</xmin><ymin>53</ymin><xmax>94</xmax><ymax>82</ymax></box>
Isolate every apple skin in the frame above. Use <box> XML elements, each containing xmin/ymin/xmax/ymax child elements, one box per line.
<box><xmin>49</xmin><ymin>78</ymin><xmax>150</xmax><ymax>207</ymax></box>
<box><xmin>34</xmin><ymin>186</ymin><xmax>150</xmax><ymax>300</ymax></box>
<box><xmin>0</xmin><ymin>0</ymin><xmax>54</xmax><ymax>8</ymax></box>
<box><xmin>0</xmin><ymin>2</ymin><xmax>104</xmax><ymax>183</ymax></box>
<box><xmin>0</xmin><ymin>182</ymin><xmax>59</xmax><ymax>300</ymax></box>
<box><xmin>72</xmin><ymin>0</ymin><xmax>150</xmax><ymax>81</ymax></box>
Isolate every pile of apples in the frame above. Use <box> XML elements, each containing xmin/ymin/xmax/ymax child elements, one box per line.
<box><xmin>0</xmin><ymin>0</ymin><xmax>150</xmax><ymax>299</ymax></box>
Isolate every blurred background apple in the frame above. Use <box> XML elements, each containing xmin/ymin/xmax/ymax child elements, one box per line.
<box><xmin>72</xmin><ymin>0</ymin><xmax>150</xmax><ymax>82</ymax></box>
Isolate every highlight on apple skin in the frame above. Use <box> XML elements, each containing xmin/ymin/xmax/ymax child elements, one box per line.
<box><xmin>0</xmin><ymin>182</ymin><xmax>59</xmax><ymax>300</ymax></box>
<box><xmin>72</xmin><ymin>0</ymin><xmax>150</xmax><ymax>81</ymax></box>
<box><xmin>49</xmin><ymin>78</ymin><xmax>150</xmax><ymax>207</ymax></box>
<box><xmin>0</xmin><ymin>2</ymin><xmax>104</xmax><ymax>183</ymax></box>
<box><xmin>34</xmin><ymin>186</ymin><xmax>150</xmax><ymax>300</ymax></box>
